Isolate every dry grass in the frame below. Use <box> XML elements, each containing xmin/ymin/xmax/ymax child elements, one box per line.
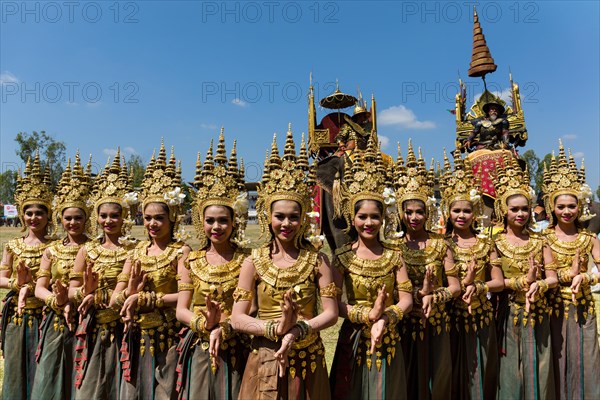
<box><xmin>1</xmin><ymin>226</ymin><xmax>598</xmax><ymax>392</ymax></box>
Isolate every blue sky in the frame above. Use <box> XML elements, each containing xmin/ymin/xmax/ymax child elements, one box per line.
<box><xmin>1</xmin><ymin>1</ymin><xmax>598</xmax><ymax>193</ymax></box>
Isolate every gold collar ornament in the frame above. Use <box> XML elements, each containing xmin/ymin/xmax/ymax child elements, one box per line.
<box><xmin>332</xmin><ymin>137</ymin><xmax>397</xmax><ymax>238</ymax></box>
<box><xmin>191</xmin><ymin>128</ymin><xmax>248</xmax><ymax>249</ymax></box>
<box><xmin>88</xmin><ymin>148</ymin><xmax>137</xmax><ymax>241</ymax></box>
<box><xmin>140</xmin><ymin>139</ymin><xmax>187</xmax><ymax>241</ymax></box>
<box><xmin>542</xmin><ymin>140</ymin><xmax>596</xmax><ymax>224</ymax></box>
<box><xmin>14</xmin><ymin>151</ymin><xmax>54</xmax><ymax>234</ymax></box>
<box><xmin>255</xmin><ymin>124</ymin><xmax>316</xmax><ymax>249</ymax></box>
<box><xmin>393</xmin><ymin>139</ymin><xmax>439</xmax><ymax>231</ymax></box>
<box><xmin>51</xmin><ymin>152</ymin><xmax>94</xmax><ymax>237</ymax></box>
<box><xmin>493</xmin><ymin>152</ymin><xmax>535</xmax><ymax>225</ymax></box>
<box><xmin>439</xmin><ymin>149</ymin><xmax>487</xmax><ymax>234</ymax></box>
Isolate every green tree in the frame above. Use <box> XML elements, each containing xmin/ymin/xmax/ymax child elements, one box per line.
<box><xmin>15</xmin><ymin>131</ymin><xmax>66</xmax><ymax>187</ymax></box>
<box><xmin>521</xmin><ymin>150</ymin><xmax>541</xmax><ymax>192</ymax></box>
<box><xmin>127</xmin><ymin>154</ymin><xmax>145</xmax><ymax>190</ymax></box>
<box><xmin>596</xmin><ymin>185</ymin><xmax>600</xmax><ymax>201</ymax></box>
<box><xmin>0</xmin><ymin>170</ymin><xmax>18</xmax><ymax>204</ymax></box>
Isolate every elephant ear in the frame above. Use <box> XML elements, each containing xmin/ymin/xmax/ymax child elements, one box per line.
<box><xmin>316</xmin><ymin>155</ymin><xmax>344</xmax><ymax>194</ymax></box>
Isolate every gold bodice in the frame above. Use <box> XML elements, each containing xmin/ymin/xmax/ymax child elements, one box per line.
<box><xmin>396</xmin><ymin>233</ymin><xmax>448</xmax><ymax>289</ymax></box>
<box><xmin>85</xmin><ymin>240</ymin><xmax>132</xmax><ymax>292</ymax></box>
<box><xmin>448</xmin><ymin>237</ymin><xmax>492</xmax><ymax>310</ymax></box>
<box><xmin>544</xmin><ymin>229</ymin><xmax>594</xmax><ymax>302</ymax></box>
<box><xmin>187</xmin><ymin>248</ymin><xmax>249</xmax><ymax>315</ymax></box>
<box><xmin>46</xmin><ymin>240</ymin><xmax>87</xmax><ymax>282</ymax></box>
<box><xmin>253</xmin><ymin>246</ymin><xmax>320</xmax><ymax>321</ymax></box>
<box><xmin>335</xmin><ymin>243</ymin><xmax>400</xmax><ymax>307</ymax></box>
<box><xmin>4</xmin><ymin>237</ymin><xmax>50</xmax><ymax>308</ymax></box>
<box><xmin>494</xmin><ymin>232</ymin><xmax>544</xmax><ymax>304</ymax></box>
<box><xmin>132</xmin><ymin>241</ymin><xmax>182</xmax><ymax>295</ymax></box>
<box><xmin>5</xmin><ymin>237</ymin><xmax>50</xmax><ymax>281</ymax></box>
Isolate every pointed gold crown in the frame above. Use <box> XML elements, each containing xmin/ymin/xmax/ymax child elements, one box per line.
<box><xmin>256</xmin><ymin>124</ymin><xmax>314</xmax><ymax>247</ymax></box>
<box><xmin>394</xmin><ymin>140</ymin><xmax>438</xmax><ymax>230</ymax></box>
<box><xmin>333</xmin><ymin>137</ymin><xmax>393</xmax><ymax>229</ymax></box>
<box><xmin>52</xmin><ymin>152</ymin><xmax>93</xmax><ymax>236</ymax></box>
<box><xmin>140</xmin><ymin>139</ymin><xmax>184</xmax><ymax>223</ymax></box>
<box><xmin>14</xmin><ymin>151</ymin><xmax>54</xmax><ymax>231</ymax></box>
<box><xmin>192</xmin><ymin>128</ymin><xmax>247</xmax><ymax>248</ymax></box>
<box><xmin>88</xmin><ymin>149</ymin><xmax>134</xmax><ymax>234</ymax></box>
<box><xmin>54</xmin><ymin>152</ymin><xmax>93</xmax><ymax>216</ymax></box>
<box><xmin>439</xmin><ymin>148</ymin><xmax>483</xmax><ymax>220</ymax></box>
<box><xmin>493</xmin><ymin>152</ymin><xmax>534</xmax><ymax>220</ymax></box>
<box><xmin>542</xmin><ymin>140</ymin><xmax>593</xmax><ymax>222</ymax></box>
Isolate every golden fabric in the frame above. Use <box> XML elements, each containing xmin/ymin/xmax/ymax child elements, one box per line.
<box><xmin>187</xmin><ymin>248</ymin><xmax>249</xmax><ymax>315</ymax></box>
<box><xmin>46</xmin><ymin>240</ymin><xmax>86</xmax><ymax>282</ymax></box>
<box><xmin>131</xmin><ymin>240</ymin><xmax>182</xmax><ymax>295</ymax></box>
<box><xmin>336</xmin><ymin>243</ymin><xmax>400</xmax><ymax>307</ymax></box>
<box><xmin>84</xmin><ymin>240</ymin><xmax>133</xmax><ymax>322</ymax></box>
<box><xmin>252</xmin><ymin>246</ymin><xmax>319</xmax><ymax>321</ymax></box>
<box><xmin>447</xmin><ymin>237</ymin><xmax>492</xmax><ymax>310</ymax></box>
<box><xmin>396</xmin><ymin>233</ymin><xmax>450</xmax><ymax>338</ymax></box>
<box><xmin>5</xmin><ymin>238</ymin><xmax>49</xmax><ymax>286</ymax></box>
<box><xmin>544</xmin><ymin>228</ymin><xmax>596</xmax><ymax>318</ymax></box>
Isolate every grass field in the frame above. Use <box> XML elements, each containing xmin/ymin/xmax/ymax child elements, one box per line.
<box><xmin>1</xmin><ymin>225</ymin><xmax>598</xmax><ymax>393</ymax></box>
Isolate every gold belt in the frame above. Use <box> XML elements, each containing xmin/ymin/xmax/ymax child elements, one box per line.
<box><xmin>96</xmin><ymin>308</ymin><xmax>121</xmax><ymax>324</ymax></box>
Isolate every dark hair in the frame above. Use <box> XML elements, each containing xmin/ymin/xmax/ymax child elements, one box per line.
<box><xmin>399</xmin><ymin>199</ymin><xmax>426</xmax><ymax>234</ymax></box>
<box><xmin>348</xmin><ymin>199</ymin><xmax>384</xmax><ymax>241</ymax></box>
<box><xmin>97</xmin><ymin>202</ymin><xmax>123</xmax><ymax>213</ymax></box>
<box><xmin>444</xmin><ymin>200</ymin><xmax>478</xmax><ymax>237</ymax></box>
<box><xmin>23</xmin><ymin>204</ymin><xmax>48</xmax><ymax>213</ymax></box>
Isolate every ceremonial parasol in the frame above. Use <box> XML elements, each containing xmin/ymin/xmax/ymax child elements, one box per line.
<box><xmin>319</xmin><ymin>82</ymin><xmax>357</xmax><ymax>110</ymax></box>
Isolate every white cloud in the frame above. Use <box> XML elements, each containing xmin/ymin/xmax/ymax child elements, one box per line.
<box><xmin>377</xmin><ymin>134</ymin><xmax>390</xmax><ymax>149</ymax></box>
<box><xmin>378</xmin><ymin>105</ymin><xmax>436</xmax><ymax>129</ymax></box>
<box><xmin>572</xmin><ymin>152</ymin><xmax>584</xmax><ymax>159</ymax></box>
<box><xmin>231</xmin><ymin>98</ymin><xmax>248</xmax><ymax>108</ymax></box>
<box><xmin>103</xmin><ymin>147</ymin><xmax>137</xmax><ymax>157</ymax></box>
<box><xmin>561</xmin><ymin>134</ymin><xmax>577</xmax><ymax>140</ymax></box>
<box><xmin>0</xmin><ymin>71</ymin><xmax>19</xmax><ymax>86</ymax></box>
<box><xmin>200</xmin><ymin>123</ymin><xmax>217</xmax><ymax>130</ymax></box>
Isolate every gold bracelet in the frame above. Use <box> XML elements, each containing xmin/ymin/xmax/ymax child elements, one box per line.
<box><xmin>397</xmin><ymin>279</ymin><xmax>413</xmax><ymax>293</ymax></box>
<box><xmin>536</xmin><ymin>279</ymin><xmax>549</xmax><ymax>294</ymax></box>
<box><xmin>0</xmin><ymin>263</ymin><xmax>11</xmax><ymax>271</ymax></box>
<box><xmin>155</xmin><ymin>292</ymin><xmax>165</xmax><ymax>308</ymax></box>
<box><xmin>70</xmin><ymin>271</ymin><xmax>84</xmax><ymax>279</ymax></box>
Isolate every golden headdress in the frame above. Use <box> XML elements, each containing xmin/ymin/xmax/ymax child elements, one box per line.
<box><xmin>332</xmin><ymin>137</ymin><xmax>396</xmax><ymax>235</ymax></box>
<box><xmin>439</xmin><ymin>149</ymin><xmax>485</xmax><ymax>225</ymax></box>
<box><xmin>88</xmin><ymin>149</ymin><xmax>136</xmax><ymax>237</ymax></box>
<box><xmin>14</xmin><ymin>151</ymin><xmax>54</xmax><ymax>232</ymax></box>
<box><xmin>493</xmin><ymin>152</ymin><xmax>534</xmax><ymax>224</ymax></box>
<box><xmin>256</xmin><ymin>125</ymin><xmax>315</xmax><ymax>248</ymax></box>
<box><xmin>191</xmin><ymin>128</ymin><xmax>248</xmax><ymax>248</ymax></box>
<box><xmin>52</xmin><ymin>152</ymin><xmax>94</xmax><ymax>236</ymax></box>
<box><xmin>542</xmin><ymin>140</ymin><xmax>595</xmax><ymax>223</ymax></box>
<box><xmin>140</xmin><ymin>140</ymin><xmax>187</xmax><ymax>239</ymax></box>
<box><xmin>394</xmin><ymin>140</ymin><xmax>438</xmax><ymax>230</ymax></box>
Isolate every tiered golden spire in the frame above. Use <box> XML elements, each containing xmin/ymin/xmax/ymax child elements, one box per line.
<box><xmin>468</xmin><ymin>7</ymin><xmax>497</xmax><ymax>78</ymax></box>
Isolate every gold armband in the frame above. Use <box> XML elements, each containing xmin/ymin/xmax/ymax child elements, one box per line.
<box><xmin>397</xmin><ymin>279</ymin><xmax>413</xmax><ymax>293</ymax></box>
<box><xmin>178</xmin><ymin>282</ymin><xmax>194</xmax><ymax>292</ymax></box>
<box><xmin>70</xmin><ymin>271</ymin><xmax>83</xmax><ymax>279</ymax></box>
<box><xmin>444</xmin><ymin>264</ymin><xmax>459</xmax><ymax>278</ymax></box>
<box><xmin>543</xmin><ymin>261</ymin><xmax>558</xmax><ymax>271</ymax></box>
<box><xmin>232</xmin><ymin>287</ymin><xmax>253</xmax><ymax>302</ymax></box>
<box><xmin>117</xmin><ymin>273</ymin><xmax>130</xmax><ymax>283</ymax></box>
<box><xmin>490</xmin><ymin>259</ymin><xmax>502</xmax><ymax>268</ymax></box>
<box><xmin>0</xmin><ymin>263</ymin><xmax>11</xmax><ymax>271</ymax></box>
<box><xmin>36</xmin><ymin>269</ymin><xmax>52</xmax><ymax>279</ymax></box>
<box><xmin>319</xmin><ymin>282</ymin><xmax>339</xmax><ymax>298</ymax></box>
